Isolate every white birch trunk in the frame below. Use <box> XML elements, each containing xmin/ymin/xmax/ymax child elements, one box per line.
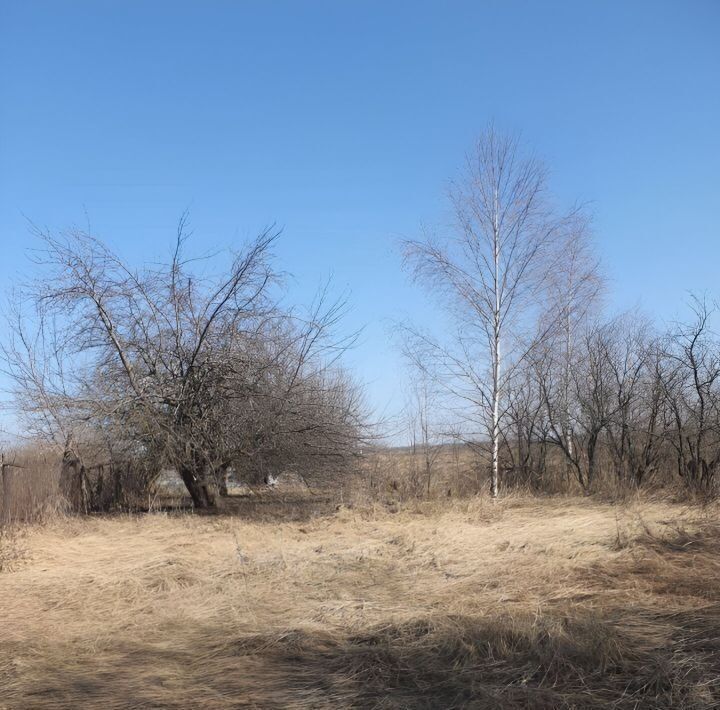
<box><xmin>491</xmin><ymin>195</ymin><xmax>501</xmax><ymax>498</ymax></box>
<box><xmin>491</xmin><ymin>359</ymin><xmax>500</xmax><ymax>498</ymax></box>
<box><xmin>564</xmin><ymin>310</ymin><xmax>574</xmax><ymax>467</ymax></box>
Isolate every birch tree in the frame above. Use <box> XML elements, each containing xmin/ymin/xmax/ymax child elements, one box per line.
<box><xmin>403</xmin><ymin>127</ymin><xmax>567</xmax><ymax>497</ymax></box>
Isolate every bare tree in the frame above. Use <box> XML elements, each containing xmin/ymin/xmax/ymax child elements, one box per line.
<box><xmin>538</xmin><ymin>321</ymin><xmax>616</xmax><ymax>491</ymax></box>
<box><xmin>3</xmin><ymin>222</ymin><xmax>365</xmax><ymax>510</ymax></box>
<box><xmin>402</xmin><ymin>127</ymin><xmax>569</xmax><ymax>497</ymax></box>
<box><xmin>602</xmin><ymin>315</ymin><xmax>665</xmax><ymax>487</ymax></box>
<box><xmin>540</xmin><ymin>214</ymin><xmax>603</xmax><ymax>474</ymax></box>
<box><xmin>504</xmin><ymin>360</ymin><xmax>548</xmax><ymax>488</ymax></box>
<box><xmin>661</xmin><ymin>296</ymin><xmax>720</xmax><ymax>490</ymax></box>
<box><xmin>403</xmin><ymin>368</ymin><xmax>442</xmax><ymax>497</ymax></box>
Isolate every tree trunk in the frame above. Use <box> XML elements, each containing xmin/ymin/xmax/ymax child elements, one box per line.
<box><xmin>178</xmin><ymin>465</ymin><xmax>216</xmax><ymax>509</ymax></box>
<box><xmin>491</xmin><ymin>200</ymin><xmax>501</xmax><ymax>500</ymax></box>
<box><xmin>59</xmin><ymin>448</ymin><xmax>90</xmax><ymax>513</ymax></box>
<box><xmin>1</xmin><ymin>458</ymin><xmax>8</xmax><ymax>524</ymax></box>
<box><xmin>586</xmin><ymin>431</ymin><xmax>599</xmax><ymax>492</ymax></box>
<box><xmin>425</xmin><ymin>452</ymin><xmax>431</xmax><ymax>497</ymax></box>
<box><xmin>217</xmin><ymin>465</ymin><xmax>230</xmax><ymax>497</ymax></box>
<box><xmin>491</xmin><ymin>390</ymin><xmax>499</xmax><ymax>498</ymax></box>
<box><xmin>563</xmin><ymin>311</ymin><xmax>574</xmax><ymax>484</ymax></box>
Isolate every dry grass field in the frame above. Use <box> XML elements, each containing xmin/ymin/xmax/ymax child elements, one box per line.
<box><xmin>1</xmin><ymin>494</ymin><xmax>720</xmax><ymax>709</ymax></box>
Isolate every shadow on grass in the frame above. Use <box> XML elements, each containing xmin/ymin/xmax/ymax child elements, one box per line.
<box><xmin>5</xmin><ymin>607</ymin><xmax>720</xmax><ymax>709</ymax></box>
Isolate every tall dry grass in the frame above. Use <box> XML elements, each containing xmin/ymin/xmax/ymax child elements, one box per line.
<box><xmin>1</xmin><ymin>495</ymin><xmax>719</xmax><ymax>708</ymax></box>
<box><xmin>358</xmin><ymin>443</ymin><xmax>701</xmax><ymax>504</ymax></box>
<box><xmin>0</xmin><ymin>447</ymin><xmax>63</xmax><ymax>525</ymax></box>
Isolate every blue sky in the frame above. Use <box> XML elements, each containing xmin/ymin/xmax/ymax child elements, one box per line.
<box><xmin>1</xmin><ymin>0</ymin><xmax>719</xmax><ymax>426</ymax></box>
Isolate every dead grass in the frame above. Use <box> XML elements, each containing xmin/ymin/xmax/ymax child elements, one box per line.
<box><xmin>1</xmin><ymin>448</ymin><xmax>63</xmax><ymax>524</ymax></box>
<box><xmin>1</xmin><ymin>495</ymin><xmax>719</xmax><ymax>708</ymax></box>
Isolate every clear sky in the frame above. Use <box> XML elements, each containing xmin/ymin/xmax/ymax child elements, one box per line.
<box><xmin>1</xmin><ymin>0</ymin><xmax>719</xmax><ymax>428</ymax></box>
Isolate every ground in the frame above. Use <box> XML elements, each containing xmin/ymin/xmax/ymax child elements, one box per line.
<box><xmin>1</xmin><ymin>495</ymin><xmax>719</xmax><ymax>708</ymax></box>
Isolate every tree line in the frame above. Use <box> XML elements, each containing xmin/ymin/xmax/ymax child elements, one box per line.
<box><xmin>401</xmin><ymin>126</ymin><xmax>720</xmax><ymax>497</ymax></box>
<box><xmin>3</xmin><ymin>126</ymin><xmax>719</xmax><ymax>509</ymax></box>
